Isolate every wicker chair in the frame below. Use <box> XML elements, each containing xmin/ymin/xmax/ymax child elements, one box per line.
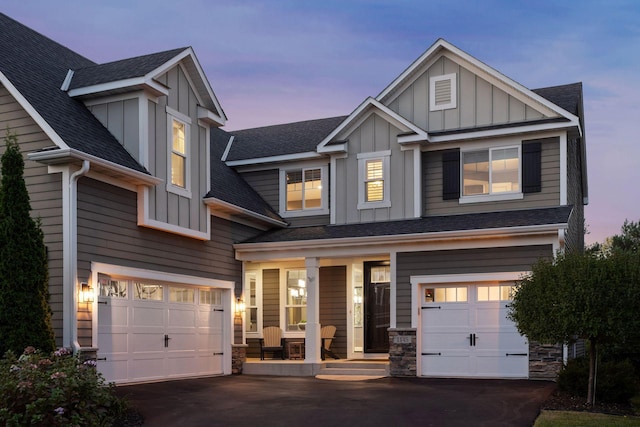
<box><xmin>259</xmin><ymin>326</ymin><xmax>285</xmax><ymax>360</ymax></box>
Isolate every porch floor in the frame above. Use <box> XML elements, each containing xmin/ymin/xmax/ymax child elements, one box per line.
<box><xmin>242</xmin><ymin>358</ymin><xmax>389</xmax><ymax>377</ymax></box>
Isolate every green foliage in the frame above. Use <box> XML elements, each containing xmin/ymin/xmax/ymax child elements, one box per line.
<box><xmin>0</xmin><ymin>346</ymin><xmax>127</xmax><ymax>426</ymax></box>
<box><xmin>607</xmin><ymin>219</ymin><xmax>640</xmax><ymax>255</ymax></box>
<box><xmin>0</xmin><ymin>131</ymin><xmax>55</xmax><ymax>354</ymax></box>
<box><xmin>558</xmin><ymin>357</ymin><xmax>638</xmax><ymax>403</ymax></box>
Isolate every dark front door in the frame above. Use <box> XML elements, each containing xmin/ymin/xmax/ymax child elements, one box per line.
<box><xmin>364</xmin><ymin>261</ymin><xmax>390</xmax><ymax>353</ymax></box>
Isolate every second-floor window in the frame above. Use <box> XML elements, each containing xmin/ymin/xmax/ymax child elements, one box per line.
<box><xmin>358</xmin><ymin>150</ymin><xmax>391</xmax><ymax>209</ymax></box>
<box><xmin>171</xmin><ymin>120</ymin><xmax>187</xmax><ymax>188</ymax></box>
<box><xmin>166</xmin><ymin>107</ymin><xmax>192</xmax><ymax>198</ymax></box>
<box><xmin>365</xmin><ymin>159</ymin><xmax>384</xmax><ymax>202</ymax></box>
<box><xmin>462</xmin><ymin>147</ymin><xmax>520</xmax><ymax>196</ymax></box>
<box><xmin>286</xmin><ymin>168</ymin><xmax>322</xmax><ymax>210</ymax></box>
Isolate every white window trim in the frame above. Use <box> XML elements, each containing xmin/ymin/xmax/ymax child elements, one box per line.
<box><xmin>280</xmin><ymin>268</ymin><xmax>307</xmax><ymax>338</ymax></box>
<box><xmin>430</xmin><ymin>73</ymin><xmax>457</xmax><ymax>111</ymax></box>
<box><xmin>166</xmin><ymin>106</ymin><xmax>192</xmax><ymax>199</ymax></box>
<box><xmin>279</xmin><ymin>163</ymin><xmax>329</xmax><ymax>218</ymax></box>
<box><xmin>357</xmin><ymin>150</ymin><xmax>391</xmax><ymax>210</ymax></box>
<box><xmin>460</xmin><ymin>144</ymin><xmax>522</xmax><ymax>204</ymax></box>
<box><xmin>244</xmin><ymin>270</ymin><xmax>262</xmax><ymax>337</ymax></box>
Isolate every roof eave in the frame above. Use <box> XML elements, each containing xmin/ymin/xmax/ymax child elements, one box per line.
<box><xmin>67</xmin><ymin>77</ymin><xmax>168</xmax><ymax>98</ymax></box>
<box><xmin>204</xmin><ymin>197</ymin><xmax>287</xmax><ymax>228</ymax></box>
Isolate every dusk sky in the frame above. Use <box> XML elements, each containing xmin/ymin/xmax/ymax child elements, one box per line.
<box><xmin>3</xmin><ymin>1</ymin><xmax>639</xmax><ymax>245</ymax></box>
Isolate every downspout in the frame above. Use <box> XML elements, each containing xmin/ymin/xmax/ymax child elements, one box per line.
<box><xmin>69</xmin><ymin>160</ymin><xmax>90</xmax><ymax>352</ymax></box>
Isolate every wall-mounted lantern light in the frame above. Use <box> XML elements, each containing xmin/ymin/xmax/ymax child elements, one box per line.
<box><xmin>79</xmin><ymin>282</ymin><xmax>95</xmax><ymax>303</ymax></box>
<box><xmin>235</xmin><ymin>297</ymin><xmax>245</xmax><ymax>315</ymax></box>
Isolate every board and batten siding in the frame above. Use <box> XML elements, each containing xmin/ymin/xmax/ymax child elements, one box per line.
<box><xmin>395</xmin><ymin>245</ymin><xmax>553</xmax><ymax>327</ymax></box>
<box><xmin>0</xmin><ymin>85</ymin><xmax>65</xmax><ymax>345</ymax></box>
<box><xmin>75</xmin><ymin>177</ymin><xmax>262</xmax><ymax>346</ymax></box>
<box><xmin>146</xmin><ymin>65</ymin><xmax>209</xmax><ymax>234</ymax></box>
<box><xmin>319</xmin><ymin>266</ymin><xmax>347</xmax><ymax>358</ymax></box>
<box><xmin>423</xmin><ymin>137</ymin><xmax>561</xmax><ymax>216</ymax></box>
<box><xmin>335</xmin><ymin>113</ymin><xmax>416</xmax><ymax>224</ymax></box>
<box><xmin>387</xmin><ymin>56</ymin><xmax>547</xmax><ymax>132</ymax></box>
<box><xmin>88</xmin><ymin>98</ymin><xmax>140</xmax><ymax>163</ymax></box>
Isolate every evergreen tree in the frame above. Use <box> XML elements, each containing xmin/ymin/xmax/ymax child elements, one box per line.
<box><xmin>0</xmin><ymin>131</ymin><xmax>55</xmax><ymax>354</ymax></box>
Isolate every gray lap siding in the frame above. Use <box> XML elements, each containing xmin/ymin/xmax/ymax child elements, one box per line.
<box><xmin>395</xmin><ymin>245</ymin><xmax>553</xmax><ymax>327</ymax></box>
<box><xmin>75</xmin><ymin>177</ymin><xmax>262</xmax><ymax>347</ymax></box>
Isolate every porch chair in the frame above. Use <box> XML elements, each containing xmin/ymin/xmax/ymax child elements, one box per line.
<box><xmin>321</xmin><ymin>325</ymin><xmax>340</xmax><ymax>360</ymax></box>
<box><xmin>260</xmin><ymin>326</ymin><xmax>285</xmax><ymax>360</ymax></box>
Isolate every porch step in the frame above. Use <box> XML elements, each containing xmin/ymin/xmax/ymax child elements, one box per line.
<box><xmin>316</xmin><ymin>361</ymin><xmax>389</xmax><ymax>378</ymax></box>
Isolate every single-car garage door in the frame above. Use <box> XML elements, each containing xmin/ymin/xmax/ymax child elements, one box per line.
<box><xmin>420</xmin><ymin>283</ymin><xmax>528</xmax><ymax>378</ymax></box>
<box><xmin>97</xmin><ymin>275</ymin><xmax>225</xmax><ymax>384</ymax></box>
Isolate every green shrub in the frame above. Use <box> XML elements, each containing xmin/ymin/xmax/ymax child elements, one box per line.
<box><xmin>558</xmin><ymin>357</ymin><xmax>638</xmax><ymax>403</ymax></box>
<box><xmin>0</xmin><ymin>346</ymin><xmax>127</xmax><ymax>426</ymax></box>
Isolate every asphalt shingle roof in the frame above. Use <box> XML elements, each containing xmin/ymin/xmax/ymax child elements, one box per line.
<box><xmin>532</xmin><ymin>82</ymin><xmax>583</xmax><ymax>116</ymax></box>
<box><xmin>240</xmin><ymin>206</ymin><xmax>573</xmax><ymax>244</ymax></box>
<box><xmin>0</xmin><ymin>13</ymin><xmax>148</xmax><ymax>174</ymax></box>
<box><xmin>68</xmin><ymin>48</ymin><xmax>188</xmax><ymax>89</ymax></box>
<box><xmin>225</xmin><ymin>116</ymin><xmax>347</xmax><ymax>161</ymax></box>
<box><xmin>207</xmin><ymin>128</ymin><xmax>283</xmax><ymax>223</ymax></box>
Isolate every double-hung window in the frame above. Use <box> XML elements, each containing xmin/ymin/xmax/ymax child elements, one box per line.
<box><xmin>245</xmin><ymin>272</ymin><xmax>260</xmax><ymax>334</ymax></box>
<box><xmin>357</xmin><ymin>150</ymin><xmax>391</xmax><ymax>209</ymax></box>
<box><xmin>285</xmin><ymin>269</ymin><xmax>307</xmax><ymax>332</ymax></box>
<box><xmin>166</xmin><ymin>107</ymin><xmax>192</xmax><ymax>198</ymax></box>
<box><xmin>462</xmin><ymin>146</ymin><xmax>520</xmax><ymax>199</ymax></box>
<box><xmin>279</xmin><ymin>164</ymin><xmax>328</xmax><ymax>217</ymax></box>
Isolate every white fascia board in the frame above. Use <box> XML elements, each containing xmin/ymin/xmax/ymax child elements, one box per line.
<box><xmin>317</xmin><ymin>97</ymin><xmax>429</xmax><ymax>152</ymax></box>
<box><xmin>221</xmin><ymin>135</ymin><xmax>234</xmax><ymax>162</ymax></box>
<box><xmin>60</xmin><ymin>69</ymin><xmax>74</xmax><ymax>91</ymax></box>
<box><xmin>197</xmin><ymin>105</ymin><xmax>224</xmax><ymax>127</ymax></box>
<box><xmin>28</xmin><ymin>148</ymin><xmax>162</xmax><ymax>186</ymax></box>
<box><xmin>0</xmin><ymin>71</ymin><xmax>70</xmax><ymax>150</ymax></box>
<box><xmin>427</xmin><ymin>121</ymin><xmax>576</xmax><ymax>144</ymax></box>
<box><xmin>204</xmin><ymin>197</ymin><xmax>287</xmax><ymax>227</ymax></box>
<box><xmin>67</xmin><ymin>77</ymin><xmax>169</xmax><ymax>98</ymax></box>
<box><xmin>225</xmin><ymin>151</ymin><xmax>322</xmax><ymax>167</ymax></box>
<box><xmin>234</xmin><ymin>223</ymin><xmax>567</xmax><ymax>255</ymax></box>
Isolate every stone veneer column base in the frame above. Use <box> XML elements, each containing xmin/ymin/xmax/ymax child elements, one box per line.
<box><xmin>529</xmin><ymin>341</ymin><xmax>563</xmax><ymax>380</ymax></box>
<box><xmin>388</xmin><ymin>328</ymin><xmax>417</xmax><ymax>377</ymax></box>
<box><xmin>232</xmin><ymin>344</ymin><xmax>248</xmax><ymax>374</ymax></box>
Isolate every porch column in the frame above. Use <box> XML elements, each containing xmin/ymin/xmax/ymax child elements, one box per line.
<box><xmin>304</xmin><ymin>257</ymin><xmax>321</xmax><ymax>363</ymax></box>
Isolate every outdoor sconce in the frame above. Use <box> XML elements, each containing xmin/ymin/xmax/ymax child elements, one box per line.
<box><xmin>79</xmin><ymin>282</ymin><xmax>95</xmax><ymax>303</ymax></box>
<box><xmin>235</xmin><ymin>297</ymin><xmax>245</xmax><ymax>315</ymax></box>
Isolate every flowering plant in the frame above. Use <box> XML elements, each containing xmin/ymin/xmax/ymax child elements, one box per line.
<box><xmin>0</xmin><ymin>347</ymin><xmax>127</xmax><ymax>426</ymax></box>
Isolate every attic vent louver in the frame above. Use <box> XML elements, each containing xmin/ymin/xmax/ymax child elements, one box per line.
<box><xmin>430</xmin><ymin>73</ymin><xmax>457</xmax><ymax>111</ymax></box>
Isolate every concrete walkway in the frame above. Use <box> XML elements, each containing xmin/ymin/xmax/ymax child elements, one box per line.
<box><xmin>116</xmin><ymin>375</ymin><xmax>555</xmax><ymax>427</ymax></box>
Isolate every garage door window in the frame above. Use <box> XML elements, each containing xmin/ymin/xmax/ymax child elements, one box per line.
<box><xmin>134</xmin><ymin>282</ymin><xmax>163</xmax><ymax>301</ymax></box>
<box><xmin>170</xmin><ymin>287</ymin><xmax>194</xmax><ymax>303</ymax></box>
<box><xmin>98</xmin><ymin>275</ymin><xmax>127</xmax><ymax>298</ymax></box>
<box><xmin>477</xmin><ymin>285</ymin><xmax>515</xmax><ymax>301</ymax></box>
<box><xmin>199</xmin><ymin>289</ymin><xmax>222</xmax><ymax>305</ymax></box>
<box><xmin>425</xmin><ymin>287</ymin><xmax>467</xmax><ymax>303</ymax></box>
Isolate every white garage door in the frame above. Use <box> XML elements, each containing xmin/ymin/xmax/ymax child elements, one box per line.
<box><xmin>96</xmin><ymin>276</ymin><xmax>225</xmax><ymax>384</ymax></box>
<box><xmin>420</xmin><ymin>283</ymin><xmax>528</xmax><ymax>378</ymax></box>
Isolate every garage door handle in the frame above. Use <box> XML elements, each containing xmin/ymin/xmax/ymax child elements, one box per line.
<box><xmin>422</xmin><ymin>352</ymin><xmax>441</xmax><ymax>356</ymax></box>
<box><xmin>97</xmin><ymin>357</ymin><xmax>107</xmax><ymax>361</ymax></box>
<box><xmin>506</xmin><ymin>353</ymin><xmax>527</xmax><ymax>356</ymax></box>
<box><xmin>421</xmin><ymin>306</ymin><xmax>441</xmax><ymax>309</ymax></box>
<box><xmin>164</xmin><ymin>334</ymin><xmax>171</xmax><ymax>348</ymax></box>
<box><xmin>469</xmin><ymin>333</ymin><xmax>477</xmax><ymax>346</ymax></box>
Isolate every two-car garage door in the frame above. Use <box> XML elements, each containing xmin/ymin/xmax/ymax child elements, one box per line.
<box><xmin>419</xmin><ymin>283</ymin><xmax>528</xmax><ymax>378</ymax></box>
<box><xmin>96</xmin><ymin>275</ymin><xmax>226</xmax><ymax>384</ymax></box>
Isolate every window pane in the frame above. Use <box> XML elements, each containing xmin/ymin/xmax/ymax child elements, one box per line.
<box><xmin>434</xmin><ymin>288</ymin><xmax>446</xmax><ymax>302</ymax></box>
<box><xmin>286</xmin><ymin>270</ymin><xmax>307</xmax><ymax>306</ymax></box>
<box><xmin>304</xmin><ymin>169</ymin><xmax>322</xmax><ymax>209</ymax></box>
<box><xmin>501</xmin><ymin>285</ymin><xmax>515</xmax><ymax>301</ymax></box>
<box><xmin>488</xmin><ymin>286</ymin><xmax>500</xmax><ymax>301</ymax></box>
<box><xmin>491</xmin><ymin>148</ymin><xmax>519</xmax><ymax>193</ymax></box>
<box><xmin>171</xmin><ymin>153</ymin><xmax>185</xmax><ymax>187</ymax></box>
<box><xmin>424</xmin><ymin>288</ymin><xmax>434</xmax><ymax>303</ymax></box>
<box><xmin>286</xmin><ymin>171</ymin><xmax>303</xmax><ymax>210</ymax></box>
<box><xmin>134</xmin><ymin>282</ymin><xmax>163</xmax><ymax>300</ymax></box>
<box><xmin>366</xmin><ymin>181</ymin><xmax>384</xmax><ymax>202</ymax></box>
<box><xmin>199</xmin><ymin>289</ymin><xmax>221</xmax><ymax>305</ymax></box>
<box><xmin>463</xmin><ymin>151</ymin><xmax>489</xmax><ymax>195</ymax></box>
<box><xmin>366</xmin><ymin>159</ymin><xmax>383</xmax><ymax>180</ymax></box>
<box><xmin>172</xmin><ymin>121</ymin><xmax>185</xmax><ymax>154</ymax></box>
<box><xmin>286</xmin><ymin>307</ymin><xmax>307</xmax><ymax>331</ymax></box>
<box><xmin>99</xmin><ymin>276</ymin><xmax>127</xmax><ymax>298</ymax></box>
<box><xmin>247</xmin><ymin>307</ymin><xmax>258</xmax><ymax>332</ymax></box>
<box><xmin>477</xmin><ymin>286</ymin><xmax>488</xmax><ymax>301</ymax></box>
<box><xmin>457</xmin><ymin>287</ymin><xmax>467</xmax><ymax>302</ymax></box>
<box><xmin>169</xmin><ymin>287</ymin><xmax>194</xmax><ymax>303</ymax></box>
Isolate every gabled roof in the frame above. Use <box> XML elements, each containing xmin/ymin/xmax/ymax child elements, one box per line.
<box><xmin>0</xmin><ymin>13</ymin><xmax>149</xmax><ymax>174</ymax></box>
<box><xmin>532</xmin><ymin>83</ymin><xmax>583</xmax><ymax>117</ymax></box>
<box><xmin>225</xmin><ymin>116</ymin><xmax>347</xmax><ymax>164</ymax></box>
<box><xmin>206</xmin><ymin>127</ymin><xmax>285</xmax><ymax>226</ymax></box>
<box><xmin>239</xmin><ymin>206</ymin><xmax>572</xmax><ymax>245</ymax></box>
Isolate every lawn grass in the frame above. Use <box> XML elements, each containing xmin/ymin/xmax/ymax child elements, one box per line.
<box><xmin>534</xmin><ymin>410</ymin><xmax>640</xmax><ymax>426</ymax></box>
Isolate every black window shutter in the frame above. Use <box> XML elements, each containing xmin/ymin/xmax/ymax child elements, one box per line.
<box><xmin>522</xmin><ymin>141</ymin><xmax>541</xmax><ymax>193</ymax></box>
<box><xmin>442</xmin><ymin>149</ymin><xmax>460</xmax><ymax>200</ymax></box>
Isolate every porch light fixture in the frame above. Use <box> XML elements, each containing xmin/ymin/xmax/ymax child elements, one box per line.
<box><xmin>235</xmin><ymin>297</ymin><xmax>245</xmax><ymax>315</ymax></box>
<box><xmin>79</xmin><ymin>282</ymin><xmax>94</xmax><ymax>303</ymax></box>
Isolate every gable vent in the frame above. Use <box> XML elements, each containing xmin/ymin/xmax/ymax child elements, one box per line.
<box><xmin>430</xmin><ymin>73</ymin><xmax>457</xmax><ymax>111</ymax></box>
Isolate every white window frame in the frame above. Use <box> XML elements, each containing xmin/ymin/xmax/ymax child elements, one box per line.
<box><xmin>166</xmin><ymin>106</ymin><xmax>192</xmax><ymax>199</ymax></box>
<box><xmin>244</xmin><ymin>271</ymin><xmax>262</xmax><ymax>337</ymax></box>
<box><xmin>460</xmin><ymin>143</ymin><xmax>523</xmax><ymax>204</ymax></box>
<box><xmin>430</xmin><ymin>73</ymin><xmax>457</xmax><ymax>111</ymax></box>
<box><xmin>279</xmin><ymin>162</ymin><xmax>329</xmax><ymax>217</ymax></box>
<box><xmin>357</xmin><ymin>150</ymin><xmax>391</xmax><ymax>210</ymax></box>
<box><xmin>281</xmin><ymin>268</ymin><xmax>307</xmax><ymax>337</ymax></box>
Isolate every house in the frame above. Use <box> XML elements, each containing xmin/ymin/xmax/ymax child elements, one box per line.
<box><xmin>0</xmin><ymin>13</ymin><xmax>586</xmax><ymax>383</ymax></box>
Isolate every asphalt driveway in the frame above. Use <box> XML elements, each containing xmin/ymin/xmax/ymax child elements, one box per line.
<box><xmin>116</xmin><ymin>375</ymin><xmax>555</xmax><ymax>427</ymax></box>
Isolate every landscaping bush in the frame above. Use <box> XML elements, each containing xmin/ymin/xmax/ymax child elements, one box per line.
<box><xmin>558</xmin><ymin>356</ymin><xmax>638</xmax><ymax>403</ymax></box>
<box><xmin>0</xmin><ymin>346</ymin><xmax>127</xmax><ymax>426</ymax></box>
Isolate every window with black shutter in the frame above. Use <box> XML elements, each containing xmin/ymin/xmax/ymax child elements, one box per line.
<box><xmin>522</xmin><ymin>141</ymin><xmax>542</xmax><ymax>193</ymax></box>
<box><xmin>442</xmin><ymin>149</ymin><xmax>460</xmax><ymax>200</ymax></box>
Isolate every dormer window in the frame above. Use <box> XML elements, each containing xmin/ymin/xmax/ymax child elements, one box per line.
<box><xmin>430</xmin><ymin>73</ymin><xmax>457</xmax><ymax>111</ymax></box>
<box><xmin>166</xmin><ymin>107</ymin><xmax>192</xmax><ymax>198</ymax></box>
